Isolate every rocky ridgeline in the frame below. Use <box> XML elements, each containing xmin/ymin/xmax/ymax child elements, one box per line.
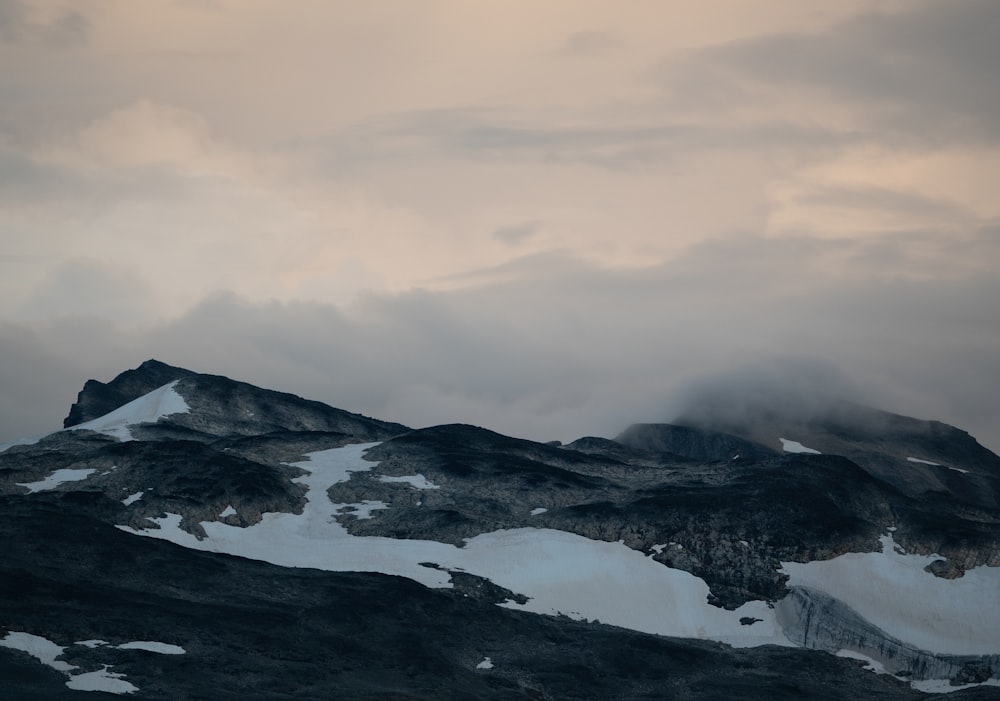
<box><xmin>2</xmin><ymin>360</ymin><xmax>999</xmax><ymax>698</ymax></box>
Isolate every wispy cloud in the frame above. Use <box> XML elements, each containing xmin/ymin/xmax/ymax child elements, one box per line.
<box><xmin>665</xmin><ymin>0</ymin><xmax>1000</xmax><ymax>143</ymax></box>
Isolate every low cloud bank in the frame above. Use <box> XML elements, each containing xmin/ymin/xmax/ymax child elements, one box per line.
<box><xmin>2</xmin><ymin>235</ymin><xmax>999</xmax><ymax>454</ymax></box>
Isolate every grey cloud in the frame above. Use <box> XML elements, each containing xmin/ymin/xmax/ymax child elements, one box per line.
<box><xmin>674</xmin><ymin>0</ymin><xmax>1000</xmax><ymax>143</ymax></box>
<box><xmin>312</xmin><ymin>106</ymin><xmax>855</xmax><ymax>175</ymax></box>
<box><xmin>173</xmin><ymin>0</ymin><xmax>226</xmax><ymax>11</ymax></box>
<box><xmin>0</xmin><ymin>0</ymin><xmax>25</xmax><ymax>41</ymax></box>
<box><xmin>669</xmin><ymin>356</ymin><xmax>874</xmax><ymax>429</ymax></box>
<box><xmin>0</xmin><ymin>139</ymin><xmax>248</xmax><ymax>207</ymax></box>
<box><xmin>3</xmin><ymin>230</ymin><xmax>999</xmax><ymax>455</ymax></box>
<box><xmin>492</xmin><ymin>221</ymin><xmax>541</xmax><ymax>245</ymax></box>
<box><xmin>557</xmin><ymin>30</ymin><xmax>622</xmax><ymax>58</ymax></box>
<box><xmin>0</xmin><ymin>309</ymin><xmax>151</xmax><ymax>440</ymax></box>
<box><xmin>794</xmin><ymin>185</ymin><xmax>975</xmax><ymax>227</ymax></box>
<box><xmin>18</xmin><ymin>259</ymin><xmax>158</xmax><ymax>324</ymax></box>
<box><xmin>0</xmin><ymin>0</ymin><xmax>89</xmax><ymax>46</ymax></box>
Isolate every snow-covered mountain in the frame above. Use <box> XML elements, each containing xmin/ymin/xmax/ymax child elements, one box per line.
<box><xmin>2</xmin><ymin>360</ymin><xmax>999</xmax><ymax>700</ymax></box>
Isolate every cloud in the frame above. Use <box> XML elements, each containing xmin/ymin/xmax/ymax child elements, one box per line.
<box><xmin>313</xmin><ymin>105</ymin><xmax>858</xmax><ymax>176</ymax></box>
<box><xmin>557</xmin><ymin>30</ymin><xmax>622</xmax><ymax>58</ymax></box>
<box><xmin>669</xmin><ymin>356</ymin><xmax>877</xmax><ymax>431</ymax></box>
<box><xmin>39</xmin><ymin>100</ymin><xmax>250</xmax><ymax>176</ymax></box>
<box><xmin>492</xmin><ymin>221</ymin><xmax>541</xmax><ymax>245</ymax></box>
<box><xmin>3</xmin><ymin>229</ymin><xmax>999</xmax><ymax>455</ymax></box>
<box><xmin>172</xmin><ymin>0</ymin><xmax>224</xmax><ymax>11</ymax></box>
<box><xmin>670</xmin><ymin>0</ymin><xmax>1000</xmax><ymax>143</ymax></box>
<box><xmin>0</xmin><ymin>0</ymin><xmax>89</xmax><ymax>46</ymax></box>
<box><xmin>792</xmin><ymin>185</ymin><xmax>974</xmax><ymax>226</ymax></box>
<box><xmin>18</xmin><ymin>258</ymin><xmax>158</xmax><ymax>324</ymax></box>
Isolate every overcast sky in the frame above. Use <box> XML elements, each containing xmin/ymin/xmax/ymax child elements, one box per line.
<box><xmin>2</xmin><ymin>0</ymin><xmax>999</xmax><ymax>452</ymax></box>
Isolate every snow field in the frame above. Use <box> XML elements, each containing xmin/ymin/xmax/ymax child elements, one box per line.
<box><xmin>17</xmin><ymin>469</ymin><xmax>96</xmax><ymax>494</ymax></box>
<box><xmin>119</xmin><ymin>443</ymin><xmax>790</xmax><ymax>647</ymax></box>
<box><xmin>65</xmin><ymin>667</ymin><xmax>139</xmax><ymax>694</ymax></box>
<box><xmin>779</xmin><ymin>438</ymin><xmax>821</xmax><ymax>454</ymax></box>
<box><xmin>781</xmin><ymin>534</ymin><xmax>1000</xmax><ymax>655</ymax></box>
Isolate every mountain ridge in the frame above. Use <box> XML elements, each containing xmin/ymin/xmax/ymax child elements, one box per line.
<box><xmin>2</xmin><ymin>360</ymin><xmax>999</xmax><ymax>699</ymax></box>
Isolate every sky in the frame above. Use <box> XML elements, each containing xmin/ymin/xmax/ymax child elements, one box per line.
<box><xmin>2</xmin><ymin>0</ymin><xmax>999</xmax><ymax>452</ymax></box>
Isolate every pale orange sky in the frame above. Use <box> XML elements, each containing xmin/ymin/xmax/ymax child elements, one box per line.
<box><xmin>2</xmin><ymin>0</ymin><xmax>999</xmax><ymax>451</ymax></box>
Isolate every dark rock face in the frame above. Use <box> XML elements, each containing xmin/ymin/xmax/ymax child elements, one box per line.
<box><xmin>674</xmin><ymin>399</ymin><xmax>1000</xmax><ymax>575</ymax></box>
<box><xmin>4</xmin><ymin>361</ymin><xmax>1000</xmax><ymax>699</ymax></box>
<box><xmin>678</xmin><ymin>399</ymin><xmax>1000</xmax><ymax>503</ymax></box>
<box><xmin>615</xmin><ymin>423</ymin><xmax>778</xmax><ymax>462</ymax></box>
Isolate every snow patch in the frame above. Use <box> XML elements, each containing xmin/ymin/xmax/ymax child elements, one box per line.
<box><xmin>835</xmin><ymin>649</ymin><xmax>888</xmax><ymax>674</ymax></box>
<box><xmin>0</xmin><ymin>631</ymin><xmax>75</xmax><ymax>672</ymax></box>
<box><xmin>781</xmin><ymin>533</ymin><xmax>1000</xmax><ymax>655</ymax></box>
<box><xmin>779</xmin><ymin>438</ymin><xmax>821</xmax><ymax>454</ymax></box>
<box><xmin>530</xmin><ymin>507</ymin><xmax>548</xmax><ymax>516</ymax></box>
<box><xmin>907</xmin><ymin>457</ymin><xmax>941</xmax><ymax>466</ymax></box>
<box><xmin>911</xmin><ymin>678</ymin><xmax>1000</xmax><ymax>694</ymax></box>
<box><xmin>122</xmin><ymin>491</ymin><xmax>144</xmax><ymax>506</ymax></box>
<box><xmin>650</xmin><ymin>544</ymin><xmax>665</xmax><ymax>554</ymax></box>
<box><xmin>75</xmin><ymin>639</ymin><xmax>109</xmax><ymax>649</ymax></box>
<box><xmin>219</xmin><ymin>505</ymin><xmax>237</xmax><ymax>518</ymax></box>
<box><xmin>65</xmin><ymin>666</ymin><xmax>139</xmax><ymax>694</ymax></box>
<box><xmin>16</xmin><ymin>468</ymin><xmax>96</xmax><ymax>494</ymax></box>
<box><xmin>116</xmin><ymin>641</ymin><xmax>186</xmax><ymax>655</ymax></box>
<box><xmin>0</xmin><ymin>632</ymin><xmax>184</xmax><ymax>694</ymax></box>
<box><xmin>379</xmin><ymin>474</ymin><xmax>440</xmax><ymax>490</ymax></box>
<box><xmin>335</xmin><ymin>500</ymin><xmax>389</xmax><ymax>520</ymax></box>
<box><xmin>476</xmin><ymin>656</ymin><xmax>494</xmax><ymax>670</ymax></box>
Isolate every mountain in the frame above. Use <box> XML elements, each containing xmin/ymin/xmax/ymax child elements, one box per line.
<box><xmin>2</xmin><ymin>360</ymin><xmax>999</xmax><ymax>700</ymax></box>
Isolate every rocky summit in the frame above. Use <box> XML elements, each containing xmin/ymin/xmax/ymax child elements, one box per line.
<box><xmin>2</xmin><ymin>360</ymin><xmax>999</xmax><ymax>700</ymax></box>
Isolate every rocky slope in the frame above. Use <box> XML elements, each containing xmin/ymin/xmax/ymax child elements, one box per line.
<box><xmin>2</xmin><ymin>360</ymin><xmax>998</xmax><ymax>699</ymax></box>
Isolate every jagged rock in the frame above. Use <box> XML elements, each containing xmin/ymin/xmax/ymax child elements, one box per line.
<box><xmin>926</xmin><ymin>559</ymin><xmax>965</xmax><ymax>579</ymax></box>
<box><xmin>954</xmin><ymin>663</ymin><xmax>994</xmax><ymax>685</ymax></box>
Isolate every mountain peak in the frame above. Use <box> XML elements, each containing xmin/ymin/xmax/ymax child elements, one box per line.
<box><xmin>62</xmin><ymin>360</ymin><xmax>409</xmax><ymax>442</ymax></box>
<box><xmin>63</xmin><ymin>359</ymin><xmax>194</xmax><ymax>428</ymax></box>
